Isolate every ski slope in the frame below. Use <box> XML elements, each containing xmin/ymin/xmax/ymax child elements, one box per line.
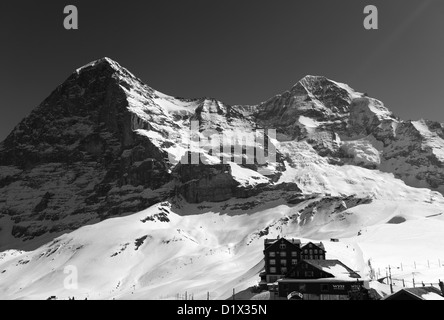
<box><xmin>1</xmin><ymin>188</ymin><xmax>443</xmax><ymax>300</ymax></box>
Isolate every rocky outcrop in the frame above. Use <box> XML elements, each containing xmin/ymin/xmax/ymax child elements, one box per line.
<box><xmin>175</xmin><ymin>162</ymin><xmax>238</xmax><ymax>203</ymax></box>
<box><xmin>174</xmin><ymin>156</ymin><xmax>286</xmax><ymax>203</ymax></box>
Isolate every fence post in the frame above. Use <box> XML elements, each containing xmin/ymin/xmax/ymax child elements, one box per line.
<box><xmin>388</xmin><ymin>265</ymin><xmax>393</xmax><ymax>294</ymax></box>
<box><xmin>232</xmin><ymin>288</ymin><xmax>235</xmax><ymax>300</ymax></box>
<box><xmin>402</xmin><ymin>279</ymin><xmax>405</xmax><ymax>288</ymax></box>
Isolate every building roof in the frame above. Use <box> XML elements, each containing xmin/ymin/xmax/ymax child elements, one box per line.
<box><xmin>264</xmin><ymin>238</ymin><xmax>301</xmax><ymax>246</ymax></box>
<box><xmin>383</xmin><ymin>287</ymin><xmax>444</xmax><ymax>300</ymax></box>
<box><xmin>303</xmin><ymin>259</ymin><xmax>361</xmax><ymax>280</ymax></box>
<box><xmin>278</xmin><ymin>278</ymin><xmax>363</xmax><ymax>284</ymax></box>
<box><xmin>301</xmin><ymin>242</ymin><xmax>325</xmax><ymax>251</ymax></box>
<box><xmin>264</xmin><ymin>239</ymin><xmax>276</xmax><ymax>245</ymax></box>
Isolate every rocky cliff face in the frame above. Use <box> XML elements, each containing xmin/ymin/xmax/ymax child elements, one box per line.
<box><xmin>254</xmin><ymin>75</ymin><xmax>444</xmax><ymax>192</ymax></box>
<box><xmin>0</xmin><ymin>58</ymin><xmax>174</xmax><ymax>246</ymax></box>
<box><xmin>1</xmin><ymin>58</ymin><xmax>444</xmax><ymax>250</ymax></box>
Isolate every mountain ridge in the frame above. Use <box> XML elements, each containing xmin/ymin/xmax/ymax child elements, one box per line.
<box><xmin>1</xmin><ymin>57</ymin><xmax>444</xmax><ymax>252</ymax></box>
<box><xmin>1</xmin><ymin>58</ymin><xmax>444</xmax><ymax>300</ymax></box>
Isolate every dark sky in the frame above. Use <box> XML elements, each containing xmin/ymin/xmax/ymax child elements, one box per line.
<box><xmin>1</xmin><ymin>0</ymin><xmax>443</xmax><ymax>141</ymax></box>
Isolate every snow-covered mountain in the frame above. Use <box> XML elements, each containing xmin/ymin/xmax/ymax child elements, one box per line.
<box><xmin>1</xmin><ymin>58</ymin><xmax>444</xmax><ymax>299</ymax></box>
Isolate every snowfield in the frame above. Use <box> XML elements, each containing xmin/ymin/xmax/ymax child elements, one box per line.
<box><xmin>1</xmin><ymin>185</ymin><xmax>443</xmax><ymax>300</ymax></box>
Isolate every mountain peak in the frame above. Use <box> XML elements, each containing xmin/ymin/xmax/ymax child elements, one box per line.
<box><xmin>75</xmin><ymin>57</ymin><xmax>122</xmax><ymax>74</ymax></box>
<box><xmin>298</xmin><ymin>75</ymin><xmax>344</xmax><ymax>90</ymax></box>
<box><xmin>300</xmin><ymin>74</ymin><xmax>327</xmax><ymax>81</ymax></box>
<box><xmin>73</xmin><ymin>57</ymin><xmax>156</xmax><ymax>97</ymax></box>
<box><xmin>295</xmin><ymin>74</ymin><xmax>364</xmax><ymax>101</ymax></box>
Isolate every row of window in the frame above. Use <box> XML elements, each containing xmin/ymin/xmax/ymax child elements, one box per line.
<box><xmin>301</xmin><ymin>255</ymin><xmax>324</xmax><ymax>260</ymax></box>
<box><xmin>269</xmin><ymin>267</ymin><xmax>287</xmax><ymax>274</ymax></box>
<box><xmin>269</xmin><ymin>259</ymin><xmax>298</xmax><ymax>266</ymax></box>
<box><xmin>279</xmin><ymin>243</ymin><xmax>322</xmax><ymax>251</ymax></box>
<box><xmin>269</xmin><ymin>251</ymin><xmax>298</xmax><ymax>258</ymax></box>
<box><xmin>303</xmin><ymin>249</ymin><xmax>322</xmax><ymax>254</ymax></box>
<box><xmin>269</xmin><ymin>250</ymin><xmax>324</xmax><ymax>257</ymax></box>
<box><xmin>268</xmin><ymin>268</ymin><xmax>315</xmax><ymax>277</ymax></box>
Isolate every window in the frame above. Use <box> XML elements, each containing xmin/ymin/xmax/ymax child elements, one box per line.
<box><xmin>314</xmin><ymin>255</ymin><xmax>318</xmax><ymax>260</ymax></box>
<box><xmin>309</xmin><ymin>249</ymin><xmax>313</xmax><ymax>255</ymax></box>
<box><xmin>304</xmin><ymin>249</ymin><xmax>308</xmax><ymax>254</ymax></box>
<box><xmin>305</xmin><ymin>271</ymin><xmax>314</xmax><ymax>277</ymax></box>
<box><xmin>321</xmin><ymin>284</ymin><xmax>329</xmax><ymax>292</ymax></box>
<box><xmin>314</xmin><ymin>249</ymin><xmax>318</xmax><ymax>254</ymax></box>
<box><xmin>270</xmin><ymin>267</ymin><xmax>276</xmax><ymax>274</ymax></box>
<box><xmin>291</xmin><ymin>251</ymin><xmax>298</xmax><ymax>257</ymax></box>
<box><xmin>280</xmin><ymin>259</ymin><xmax>287</xmax><ymax>266</ymax></box>
<box><xmin>281</xmin><ymin>267</ymin><xmax>288</xmax><ymax>274</ymax></box>
<box><xmin>291</xmin><ymin>259</ymin><xmax>298</xmax><ymax>265</ymax></box>
<box><xmin>280</xmin><ymin>251</ymin><xmax>286</xmax><ymax>257</ymax></box>
<box><xmin>280</xmin><ymin>243</ymin><xmax>286</xmax><ymax>249</ymax></box>
<box><xmin>270</xmin><ymin>259</ymin><xmax>276</xmax><ymax>265</ymax></box>
<box><xmin>309</xmin><ymin>255</ymin><xmax>313</xmax><ymax>260</ymax></box>
<box><xmin>269</xmin><ymin>252</ymin><xmax>276</xmax><ymax>257</ymax></box>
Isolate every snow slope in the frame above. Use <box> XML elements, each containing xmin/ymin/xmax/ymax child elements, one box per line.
<box><xmin>1</xmin><ymin>179</ymin><xmax>443</xmax><ymax>300</ymax></box>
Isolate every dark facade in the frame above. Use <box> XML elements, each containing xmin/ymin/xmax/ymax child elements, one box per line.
<box><xmin>285</xmin><ymin>260</ymin><xmax>338</xmax><ymax>280</ymax></box>
<box><xmin>261</xmin><ymin>238</ymin><xmax>328</xmax><ymax>284</ymax></box>
<box><xmin>279</xmin><ymin>279</ymin><xmax>365</xmax><ymax>300</ymax></box>
<box><xmin>300</xmin><ymin>242</ymin><xmax>326</xmax><ymax>260</ymax></box>
<box><xmin>262</xmin><ymin>238</ymin><xmax>301</xmax><ymax>283</ymax></box>
<box><xmin>261</xmin><ymin>238</ymin><xmax>327</xmax><ymax>284</ymax></box>
<box><xmin>278</xmin><ymin>260</ymin><xmax>364</xmax><ymax>300</ymax></box>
